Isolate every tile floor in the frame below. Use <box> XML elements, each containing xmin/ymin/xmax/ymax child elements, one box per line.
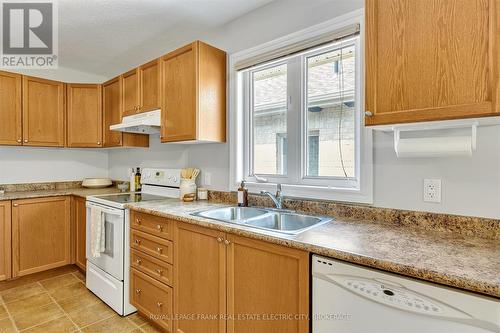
<box><xmin>0</xmin><ymin>268</ymin><xmax>162</xmax><ymax>333</ymax></box>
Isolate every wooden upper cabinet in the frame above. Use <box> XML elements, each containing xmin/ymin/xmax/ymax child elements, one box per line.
<box><xmin>139</xmin><ymin>59</ymin><xmax>161</xmax><ymax>113</ymax></box>
<box><xmin>12</xmin><ymin>196</ymin><xmax>70</xmax><ymax>277</ymax></box>
<box><xmin>365</xmin><ymin>0</ymin><xmax>500</xmax><ymax>125</ymax></box>
<box><xmin>226</xmin><ymin>234</ymin><xmax>309</xmax><ymax>333</ymax></box>
<box><xmin>22</xmin><ymin>76</ymin><xmax>65</xmax><ymax>146</ymax></box>
<box><xmin>175</xmin><ymin>223</ymin><xmax>227</xmax><ymax>333</ymax></box>
<box><xmin>0</xmin><ymin>71</ymin><xmax>22</xmax><ymax>145</ymax></box>
<box><xmin>102</xmin><ymin>76</ymin><xmax>149</xmax><ymax>148</ymax></box>
<box><xmin>67</xmin><ymin>84</ymin><xmax>102</xmax><ymax>148</ymax></box>
<box><xmin>122</xmin><ymin>69</ymin><xmax>140</xmax><ymax>117</ymax></box>
<box><xmin>0</xmin><ymin>201</ymin><xmax>12</xmax><ymax>281</ymax></box>
<box><xmin>161</xmin><ymin>41</ymin><xmax>226</xmax><ymax>143</ymax></box>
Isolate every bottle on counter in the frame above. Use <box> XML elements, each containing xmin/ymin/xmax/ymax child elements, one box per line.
<box><xmin>237</xmin><ymin>180</ymin><xmax>248</xmax><ymax>207</ymax></box>
<box><xmin>129</xmin><ymin>168</ymin><xmax>136</xmax><ymax>192</ymax></box>
<box><xmin>135</xmin><ymin>167</ymin><xmax>142</xmax><ymax>192</ymax></box>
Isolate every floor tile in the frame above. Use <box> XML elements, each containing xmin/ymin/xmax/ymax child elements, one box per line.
<box><xmin>12</xmin><ymin>302</ymin><xmax>64</xmax><ymax>330</ymax></box>
<box><xmin>0</xmin><ymin>304</ymin><xmax>8</xmax><ymax>320</ymax></box>
<box><xmin>5</xmin><ymin>293</ymin><xmax>53</xmax><ymax>316</ymax></box>
<box><xmin>1</xmin><ymin>283</ymin><xmax>45</xmax><ymax>304</ymax></box>
<box><xmin>139</xmin><ymin>322</ymin><xmax>164</xmax><ymax>333</ymax></box>
<box><xmin>56</xmin><ymin>290</ymin><xmax>100</xmax><ymax>313</ymax></box>
<box><xmin>81</xmin><ymin>315</ymin><xmax>136</xmax><ymax>333</ymax></box>
<box><xmin>48</xmin><ymin>282</ymin><xmax>88</xmax><ymax>301</ymax></box>
<box><xmin>21</xmin><ymin>316</ymin><xmax>77</xmax><ymax>333</ymax></box>
<box><xmin>40</xmin><ymin>274</ymin><xmax>80</xmax><ymax>291</ymax></box>
<box><xmin>72</xmin><ymin>271</ymin><xmax>85</xmax><ymax>282</ymax></box>
<box><xmin>0</xmin><ymin>318</ymin><xmax>16</xmax><ymax>333</ymax></box>
<box><xmin>126</xmin><ymin>313</ymin><xmax>148</xmax><ymax>327</ymax></box>
<box><xmin>67</xmin><ymin>302</ymin><xmax>115</xmax><ymax>328</ymax></box>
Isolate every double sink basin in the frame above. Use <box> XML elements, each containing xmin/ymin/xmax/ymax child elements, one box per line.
<box><xmin>192</xmin><ymin>206</ymin><xmax>332</xmax><ymax>235</ymax></box>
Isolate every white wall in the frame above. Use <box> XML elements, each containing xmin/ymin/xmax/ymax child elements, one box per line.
<box><xmin>0</xmin><ymin>147</ymin><xmax>108</xmax><ymax>184</ymax></box>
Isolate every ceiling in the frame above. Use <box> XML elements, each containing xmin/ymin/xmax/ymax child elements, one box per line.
<box><xmin>57</xmin><ymin>0</ymin><xmax>274</xmax><ymax>78</ymax></box>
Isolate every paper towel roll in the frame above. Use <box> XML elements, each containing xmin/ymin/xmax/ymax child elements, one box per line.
<box><xmin>395</xmin><ymin>136</ymin><xmax>473</xmax><ymax>158</ymax></box>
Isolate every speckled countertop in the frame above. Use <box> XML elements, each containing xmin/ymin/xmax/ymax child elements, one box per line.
<box><xmin>0</xmin><ymin>187</ymin><xmax>122</xmax><ymax>201</ymax></box>
<box><xmin>125</xmin><ymin>199</ymin><xmax>500</xmax><ymax>299</ymax></box>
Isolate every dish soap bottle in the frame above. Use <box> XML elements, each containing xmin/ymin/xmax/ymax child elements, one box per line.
<box><xmin>237</xmin><ymin>180</ymin><xmax>248</xmax><ymax>207</ymax></box>
<box><xmin>135</xmin><ymin>167</ymin><xmax>142</xmax><ymax>192</ymax></box>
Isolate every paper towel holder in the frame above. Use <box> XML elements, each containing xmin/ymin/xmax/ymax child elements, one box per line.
<box><xmin>393</xmin><ymin>121</ymin><xmax>478</xmax><ymax>158</ymax></box>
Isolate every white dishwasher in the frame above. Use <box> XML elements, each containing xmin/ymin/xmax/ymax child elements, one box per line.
<box><xmin>312</xmin><ymin>255</ymin><xmax>500</xmax><ymax>333</ymax></box>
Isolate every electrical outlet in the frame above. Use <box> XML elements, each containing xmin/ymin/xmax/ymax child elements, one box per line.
<box><xmin>423</xmin><ymin>179</ymin><xmax>441</xmax><ymax>203</ymax></box>
<box><xmin>204</xmin><ymin>172</ymin><xmax>212</xmax><ymax>186</ymax></box>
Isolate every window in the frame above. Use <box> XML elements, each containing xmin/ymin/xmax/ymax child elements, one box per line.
<box><xmin>231</xmin><ymin>15</ymin><xmax>372</xmax><ymax>203</ymax></box>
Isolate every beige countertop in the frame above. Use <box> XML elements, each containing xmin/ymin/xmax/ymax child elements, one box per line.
<box><xmin>0</xmin><ymin>187</ymin><xmax>122</xmax><ymax>201</ymax></box>
<box><xmin>125</xmin><ymin>199</ymin><xmax>500</xmax><ymax>299</ymax></box>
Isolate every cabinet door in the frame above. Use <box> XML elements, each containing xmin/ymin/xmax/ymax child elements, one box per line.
<box><xmin>139</xmin><ymin>59</ymin><xmax>160</xmax><ymax>113</ymax></box>
<box><xmin>12</xmin><ymin>196</ymin><xmax>70</xmax><ymax>277</ymax></box>
<box><xmin>365</xmin><ymin>0</ymin><xmax>500</xmax><ymax>125</ymax></box>
<box><xmin>102</xmin><ymin>77</ymin><xmax>123</xmax><ymax>147</ymax></box>
<box><xmin>226</xmin><ymin>234</ymin><xmax>309</xmax><ymax>333</ymax></box>
<box><xmin>67</xmin><ymin>84</ymin><xmax>102</xmax><ymax>148</ymax></box>
<box><xmin>175</xmin><ymin>223</ymin><xmax>226</xmax><ymax>333</ymax></box>
<box><xmin>161</xmin><ymin>43</ymin><xmax>197</xmax><ymax>142</ymax></box>
<box><xmin>122</xmin><ymin>69</ymin><xmax>139</xmax><ymax>117</ymax></box>
<box><xmin>22</xmin><ymin>76</ymin><xmax>65</xmax><ymax>146</ymax></box>
<box><xmin>0</xmin><ymin>71</ymin><xmax>22</xmax><ymax>145</ymax></box>
<box><xmin>0</xmin><ymin>201</ymin><xmax>11</xmax><ymax>281</ymax></box>
<box><xmin>74</xmin><ymin>196</ymin><xmax>86</xmax><ymax>271</ymax></box>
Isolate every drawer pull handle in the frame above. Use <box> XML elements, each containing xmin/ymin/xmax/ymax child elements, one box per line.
<box><xmin>224</xmin><ymin>239</ymin><xmax>231</xmax><ymax>245</ymax></box>
<box><xmin>156</xmin><ymin>224</ymin><xmax>163</xmax><ymax>231</ymax></box>
<box><xmin>134</xmin><ymin>239</ymin><xmax>141</xmax><ymax>245</ymax></box>
<box><xmin>136</xmin><ymin>259</ymin><xmax>142</xmax><ymax>265</ymax></box>
<box><xmin>216</xmin><ymin>237</ymin><xmax>223</xmax><ymax>243</ymax></box>
<box><xmin>157</xmin><ymin>302</ymin><xmax>163</xmax><ymax>308</ymax></box>
<box><xmin>156</xmin><ymin>269</ymin><xmax>163</xmax><ymax>275</ymax></box>
<box><xmin>135</xmin><ymin>218</ymin><xmax>141</xmax><ymax>225</ymax></box>
<box><xmin>135</xmin><ymin>289</ymin><xmax>141</xmax><ymax>294</ymax></box>
<box><xmin>157</xmin><ymin>247</ymin><xmax>163</xmax><ymax>253</ymax></box>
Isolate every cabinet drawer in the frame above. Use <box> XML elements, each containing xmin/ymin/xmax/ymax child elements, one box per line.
<box><xmin>131</xmin><ymin>210</ymin><xmax>174</xmax><ymax>240</ymax></box>
<box><xmin>131</xmin><ymin>248</ymin><xmax>173</xmax><ymax>286</ymax></box>
<box><xmin>131</xmin><ymin>229</ymin><xmax>173</xmax><ymax>264</ymax></box>
<box><xmin>131</xmin><ymin>268</ymin><xmax>172</xmax><ymax>332</ymax></box>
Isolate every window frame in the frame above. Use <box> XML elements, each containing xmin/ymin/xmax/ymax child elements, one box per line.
<box><xmin>229</xmin><ymin>9</ymin><xmax>373</xmax><ymax>204</ymax></box>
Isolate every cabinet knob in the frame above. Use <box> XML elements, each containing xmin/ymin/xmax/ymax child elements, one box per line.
<box><xmin>17</xmin><ymin>139</ymin><xmax>21</xmax><ymax>143</ymax></box>
<box><xmin>216</xmin><ymin>237</ymin><xmax>223</xmax><ymax>243</ymax></box>
<box><xmin>157</xmin><ymin>302</ymin><xmax>163</xmax><ymax>308</ymax></box>
<box><xmin>136</xmin><ymin>258</ymin><xmax>142</xmax><ymax>264</ymax></box>
<box><xmin>156</xmin><ymin>224</ymin><xmax>163</xmax><ymax>231</ymax></box>
<box><xmin>13</xmin><ymin>203</ymin><xmax>18</xmax><ymax>207</ymax></box>
<box><xmin>24</xmin><ymin>139</ymin><xmax>28</xmax><ymax>143</ymax></box>
<box><xmin>135</xmin><ymin>218</ymin><xmax>141</xmax><ymax>225</ymax></box>
<box><xmin>134</xmin><ymin>239</ymin><xmax>141</xmax><ymax>245</ymax></box>
<box><xmin>97</xmin><ymin>141</ymin><xmax>101</xmax><ymax>145</ymax></box>
<box><xmin>135</xmin><ymin>289</ymin><xmax>141</xmax><ymax>294</ymax></box>
<box><xmin>157</xmin><ymin>247</ymin><xmax>163</xmax><ymax>253</ymax></box>
<box><xmin>365</xmin><ymin>111</ymin><xmax>373</xmax><ymax>117</ymax></box>
<box><xmin>156</xmin><ymin>269</ymin><xmax>163</xmax><ymax>275</ymax></box>
<box><xmin>224</xmin><ymin>239</ymin><xmax>231</xmax><ymax>245</ymax></box>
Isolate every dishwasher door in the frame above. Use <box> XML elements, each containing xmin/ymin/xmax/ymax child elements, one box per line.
<box><xmin>312</xmin><ymin>255</ymin><xmax>500</xmax><ymax>333</ymax></box>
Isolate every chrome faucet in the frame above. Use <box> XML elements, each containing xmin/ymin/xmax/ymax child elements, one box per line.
<box><xmin>260</xmin><ymin>183</ymin><xmax>284</xmax><ymax>209</ymax></box>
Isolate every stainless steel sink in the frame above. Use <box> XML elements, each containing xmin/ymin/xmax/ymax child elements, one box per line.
<box><xmin>192</xmin><ymin>207</ymin><xmax>332</xmax><ymax>235</ymax></box>
<box><xmin>193</xmin><ymin>206</ymin><xmax>268</xmax><ymax>222</ymax></box>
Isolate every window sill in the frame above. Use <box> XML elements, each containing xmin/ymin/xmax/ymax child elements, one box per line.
<box><xmin>240</xmin><ymin>182</ymin><xmax>373</xmax><ymax>204</ymax></box>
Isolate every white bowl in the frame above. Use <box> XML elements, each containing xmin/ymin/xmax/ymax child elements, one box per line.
<box><xmin>82</xmin><ymin>178</ymin><xmax>113</xmax><ymax>189</ymax></box>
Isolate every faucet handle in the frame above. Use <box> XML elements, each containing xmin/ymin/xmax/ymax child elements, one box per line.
<box><xmin>276</xmin><ymin>183</ymin><xmax>282</xmax><ymax>192</ymax></box>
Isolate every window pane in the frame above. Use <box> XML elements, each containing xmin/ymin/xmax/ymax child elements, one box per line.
<box><xmin>306</xmin><ymin>45</ymin><xmax>356</xmax><ymax>177</ymax></box>
<box><xmin>252</xmin><ymin>63</ymin><xmax>287</xmax><ymax>175</ymax></box>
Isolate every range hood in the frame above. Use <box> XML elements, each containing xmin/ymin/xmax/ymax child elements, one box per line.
<box><xmin>110</xmin><ymin>109</ymin><xmax>161</xmax><ymax>134</ymax></box>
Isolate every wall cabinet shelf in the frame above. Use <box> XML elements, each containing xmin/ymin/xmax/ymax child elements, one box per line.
<box><xmin>365</xmin><ymin>0</ymin><xmax>500</xmax><ymax>125</ymax></box>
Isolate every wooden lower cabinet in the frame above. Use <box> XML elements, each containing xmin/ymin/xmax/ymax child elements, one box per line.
<box><xmin>73</xmin><ymin>196</ymin><xmax>87</xmax><ymax>270</ymax></box>
<box><xmin>131</xmin><ymin>268</ymin><xmax>173</xmax><ymax>332</ymax></box>
<box><xmin>0</xmin><ymin>201</ymin><xmax>12</xmax><ymax>281</ymax></box>
<box><xmin>12</xmin><ymin>196</ymin><xmax>71</xmax><ymax>277</ymax></box>
<box><xmin>175</xmin><ymin>223</ymin><xmax>227</xmax><ymax>333</ymax></box>
<box><xmin>174</xmin><ymin>222</ymin><xmax>310</xmax><ymax>333</ymax></box>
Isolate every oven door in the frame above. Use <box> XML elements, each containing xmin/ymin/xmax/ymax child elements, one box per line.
<box><xmin>86</xmin><ymin>201</ymin><xmax>124</xmax><ymax>281</ymax></box>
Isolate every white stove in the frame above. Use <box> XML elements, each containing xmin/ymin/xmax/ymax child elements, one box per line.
<box><xmin>85</xmin><ymin>168</ymin><xmax>181</xmax><ymax>316</ymax></box>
